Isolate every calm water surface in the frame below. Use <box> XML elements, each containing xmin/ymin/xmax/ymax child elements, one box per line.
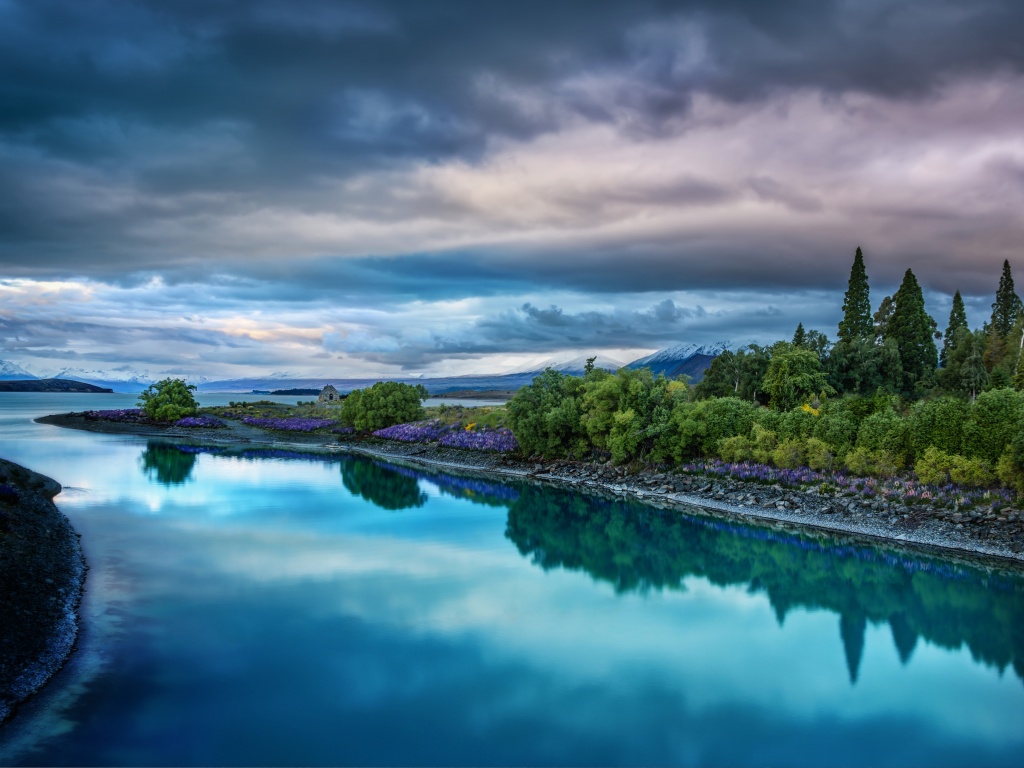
<box><xmin>1</xmin><ymin>393</ymin><xmax>1023</xmax><ymax>766</ymax></box>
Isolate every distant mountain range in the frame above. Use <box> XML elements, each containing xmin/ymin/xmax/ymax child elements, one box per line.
<box><xmin>0</xmin><ymin>360</ymin><xmax>37</xmax><ymax>381</ymax></box>
<box><xmin>0</xmin><ymin>344</ymin><xmax>727</xmax><ymax>394</ymax></box>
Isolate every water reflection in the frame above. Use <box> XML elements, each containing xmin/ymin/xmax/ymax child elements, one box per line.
<box><xmin>139</xmin><ymin>442</ymin><xmax>197</xmax><ymax>486</ymax></box>
<box><xmin>340</xmin><ymin>458</ymin><xmax>428</xmax><ymax>511</ymax></box>
<box><xmin>505</xmin><ymin>485</ymin><xmax>1024</xmax><ymax>686</ymax></box>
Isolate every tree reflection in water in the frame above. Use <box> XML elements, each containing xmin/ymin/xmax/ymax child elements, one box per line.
<box><xmin>140</xmin><ymin>442</ymin><xmax>198</xmax><ymax>486</ymax></box>
<box><xmin>505</xmin><ymin>485</ymin><xmax>1024</xmax><ymax>686</ymax></box>
<box><xmin>340</xmin><ymin>458</ymin><xmax>428</xmax><ymax>511</ymax></box>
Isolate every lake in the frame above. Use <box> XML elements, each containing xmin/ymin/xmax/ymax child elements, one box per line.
<box><xmin>1</xmin><ymin>393</ymin><xmax>1023</xmax><ymax>766</ymax></box>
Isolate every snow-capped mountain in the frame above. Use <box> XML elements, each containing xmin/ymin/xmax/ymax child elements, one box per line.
<box><xmin>37</xmin><ymin>367</ymin><xmax>157</xmax><ymax>393</ymax></box>
<box><xmin>509</xmin><ymin>353</ymin><xmax>626</xmax><ymax>376</ymax></box>
<box><xmin>0</xmin><ymin>360</ymin><xmax>38</xmax><ymax>380</ymax></box>
<box><xmin>628</xmin><ymin>341</ymin><xmax>732</xmax><ymax>369</ymax></box>
<box><xmin>626</xmin><ymin>341</ymin><xmax>732</xmax><ymax>381</ymax></box>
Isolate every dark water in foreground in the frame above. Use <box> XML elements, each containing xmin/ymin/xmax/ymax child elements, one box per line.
<box><xmin>1</xmin><ymin>394</ymin><xmax>1023</xmax><ymax>766</ymax></box>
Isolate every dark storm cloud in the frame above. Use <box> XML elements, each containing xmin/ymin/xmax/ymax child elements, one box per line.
<box><xmin>3</xmin><ymin>0</ymin><xmax>1024</xmax><ymax>276</ymax></box>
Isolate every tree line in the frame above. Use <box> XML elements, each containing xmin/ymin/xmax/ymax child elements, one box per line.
<box><xmin>505</xmin><ymin>251</ymin><xmax>1024</xmax><ymax>492</ymax></box>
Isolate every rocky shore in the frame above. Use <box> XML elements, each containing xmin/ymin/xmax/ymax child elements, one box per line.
<box><xmin>38</xmin><ymin>411</ymin><xmax>1024</xmax><ymax>567</ymax></box>
<box><xmin>0</xmin><ymin>459</ymin><xmax>86</xmax><ymax>724</ymax></box>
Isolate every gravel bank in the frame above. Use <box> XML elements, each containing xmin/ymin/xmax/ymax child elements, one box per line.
<box><xmin>0</xmin><ymin>459</ymin><xmax>86</xmax><ymax>725</ymax></box>
<box><xmin>39</xmin><ymin>411</ymin><xmax>1024</xmax><ymax>568</ymax></box>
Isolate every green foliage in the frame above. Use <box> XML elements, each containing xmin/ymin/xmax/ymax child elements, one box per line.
<box><xmin>137</xmin><ymin>378</ymin><xmax>199</xmax><ymax>422</ymax></box>
<box><xmin>340</xmin><ymin>381</ymin><xmax>428</xmax><ymax>432</ymax></box>
<box><xmin>844</xmin><ymin>447</ymin><xmax>902</xmax><ymax>478</ymax></box>
<box><xmin>804</xmin><ymin>437</ymin><xmax>837</xmax><ymax>471</ymax></box>
<box><xmin>718</xmin><ymin>435</ymin><xmax>754</xmax><ymax>462</ymax></box>
<box><xmin>811</xmin><ymin>410</ymin><xmax>858</xmax><ymax>456</ymax></box>
<box><xmin>940</xmin><ymin>290</ymin><xmax>968</xmax><ymax>367</ymax></box>
<box><xmin>996</xmin><ymin>433</ymin><xmax>1024</xmax><ymax>493</ymax></box>
<box><xmin>885</xmin><ymin>269</ymin><xmax>938</xmax><ymax>397</ymax></box>
<box><xmin>962</xmin><ymin>388</ymin><xmax>1024</xmax><ymax>464</ymax></box>
<box><xmin>762</xmin><ymin>345</ymin><xmax>835</xmax><ymax>411</ymax></box>
<box><xmin>907</xmin><ymin>396</ymin><xmax>966</xmax><ymax>457</ymax></box>
<box><xmin>948</xmin><ymin>455</ymin><xmax>995</xmax><ymax>488</ymax></box>
<box><xmin>751</xmin><ymin>423</ymin><xmax>778</xmax><ymax>464</ymax></box>
<box><xmin>777</xmin><ymin>406</ymin><xmax>816</xmax><ymax>441</ymax></box>
<box><xmin>915</xmin><ymin>447</ymin><xmax>952</xmax><ymax>486</ymax></box>
<box><xmin>772</xmin><ymin>438</ymin><xmax>805</xmax><ymax>469</ymax></box>
<box><xmin>506</xmin><ymin>369</ymin><xmax>591</xmax><ymax>458</ymax></box>
<box><xmin>669</xmin><ymin>396</ymin><xmax>758</xmax><ymax>461</ymax></box>
<box><xmin>856</xmin><ymin>410</ymin><xmax>906</xmax><ymax>454</ymax></box>
<box><xmin>990</xmin><ymin>259</ymin><xmax>1023</xmax><ymax>339</ymax></box>
<box><xmin>792</xmin><ymin>322</ymin><xmax>806</xmax><ymax>347</ymax></box>
<box><xmin>693</xmin><ymin>346</ymin><xmax>770</xmax><ymax>404</ymax></box>
<box><xmin>838</xmin><ymin>246</ymin><xmax>873</xmax><ymax>344</ymax></box>
<box><xmin>579</xmin><ymin>367</ymin><xmax>683</xmax><ymax>464</ymax></box>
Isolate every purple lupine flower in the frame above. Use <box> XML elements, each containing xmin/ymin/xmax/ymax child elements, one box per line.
<box><xmin>175</xmin><ymin>415</ymin><xmax>224</xmax><ymax>428</ymax></box>
<box><xmin>241</xmin><ymin>416</ymin><xmax>335</xmax><ymax>432</ymax></box>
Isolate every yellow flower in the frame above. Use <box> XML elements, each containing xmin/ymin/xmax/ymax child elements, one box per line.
<box><xmin>465</xmin><ymin>422</ymin><xmax>476</xmax><ymax>430</ymax></box>
<box><xmin>801</xmin><ymin>403</ymin><xmax>820</xmax><ymax>416</ymax></box>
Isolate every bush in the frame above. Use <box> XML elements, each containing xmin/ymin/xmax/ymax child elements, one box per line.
<box><xmin>340</xmin><ymin>381</ymin><xmax>428</xmax><ymax>433</ymax></box>
<box><xmin>948</xmin><ymin>455</ymin><xmax>995</xmax><ymax>487</ymax></box>
<box><xmin>671</xmin><ymin>397</ymin><xmax>757</xmax><ymax>460</ymax></box>
<box><xmin>915</xmin><ymin>447</ymin><xmax>952</xmax><ymax>485</ymax></box>
<box><xmin>804</xmin><ymin>437</ymin><xmax>836</xmax><ymax>471</ymax></box>
<box><xmin>963</xmin><ymin>388</ymin><xmax>1024</xmax><ymax>464</ymax></box>
<box><xmin>137</xmin><ymin>378</ymin><xmax>199</xmax><ymax>422</ymax></box>
<box><xmin>718</xmin><ymin>435</ymin><xmax>754</xmax><ymax>462</ymax></box>
<box><xmin>506</xmin><ymin>369</ymin><xmax>590</xmax><ymax>458</ymax></box>
<box><xmin>845</xmin><ymin>447</ymin><xmax>902</xmax><ymax>478</ymax></box>
<box><xmin>751</xmin><ymin>424</ymin><xmax>778</xmax><ymax>464</ymax></box>
<box><xmin>772</xmin><ymin>438</ymin><xmax>805</xmax><ymax>469</ymax></box>
<box><xmin>908</xmin><ymin>396</ymin><xmax>967</xmax><ymax>456</ymax></box>
<box><xmin>812</xmin><ymin>412</ymin><xmax>857</xmax><ymax>456</ymax></box>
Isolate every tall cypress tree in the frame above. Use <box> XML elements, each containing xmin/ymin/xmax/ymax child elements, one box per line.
<box><xmin>990</xmin><ymin>260</ymin><xmax>1022</xmax><ymax>338</ymax></box>
<box><xmin>886</xmin><ymin>269</ymin><xmax>938</xmax><ymax>395</ymax></box>
<box><xmin>838</xmin><ymin>247</ymin><xmax>872</xmax><ymax>344</ymax></box>
<box><xmin>792</xmin><ymin>322</ymin><xmax>806</xmax><ymax>347</ymax></box>
<box><xmin>940</xmin><ymin>290</ymin><xmax>968</xmax><ymax>367</ymax></box>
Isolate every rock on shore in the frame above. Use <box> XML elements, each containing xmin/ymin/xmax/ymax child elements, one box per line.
<box><xmin>0</xmin><ymin>458</ymin><xmax>85</xmax><ymax>724</ymax></box>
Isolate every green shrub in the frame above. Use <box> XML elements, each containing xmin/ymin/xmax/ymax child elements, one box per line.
<box><xmin>137</xmin><ymin>378</ymin><xmax>199</xmax><ymax>422</ymax></box>
<box><xmin>804</xmin><ymin>437</ymin><xmax>836</xmax><ymax>471</ymax></box>
<box><xmin>812</xmin><ymin>412</ymin><xmax>857</xmax><ymax>456</ymax></box>
<box><xmin>915</xmin><ymin>446</ymin><xmax>952</xmax><ymax>485</ymax></box>
<box><xmin>844</xmin><ymin>447</ymin><xmax>872</xmax><ymax>476</ymax></box>
<box><xmin>751</xmin><ymin>424</ymin><xmax>778</xmax><ymax>464</ymax></box>
<box><xmin>772</xmin><ymin>438</ymin><xmax>805</xmax><ymax>469</ymax></box>
<box><xmin>963</xmin><ymin>388</ymin><xmax>1024</xmax><ymax>464</ymax></box>
<box><xmin>717</xmin><ymin>435</ymin><xmax>753</xmax><ymax>462</ymax></box>
<box><xmin>506</xmin><ymin>369</ymin><xmax>590</xmax><ymax>458</ymax></box>
<box><xmin>845</xmin><ymin>447</ymin><xmax>902</xmax><ymax>478</ymax></box>
<box><xmin>948</xmin><ymin>455</ymin><xmax>995</xmax><ymax>487</ymax></box>
<box><xmin>340</xmin><ymin>381</ymin><xmax>428</xmax><ymax>433</ymax></box>
<box><xmin>777</xmin><ymin>407</ymin><xmax>816</xmax><ymax>441</ymax></box>
<box><xmin>908</xmin><ymin>396</ymin><xmax>967</xmax><ymax>456</ymax></box>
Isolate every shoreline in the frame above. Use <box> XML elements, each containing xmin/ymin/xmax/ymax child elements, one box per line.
<box><xmin>0</xmin><ymin>459</ymin><xmax>86</xmax><ymax>725</ymax></box>
<box><xmin>37</xmin><ymin>411</ymin><xmax>1024</xmax><ymax>569</ymax></box>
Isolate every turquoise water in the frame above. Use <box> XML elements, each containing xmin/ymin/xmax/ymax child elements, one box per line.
<box><xmin>1</xmin><ymin>393</ymin><xmax>1023</xmax><ymax>766</ymax></box>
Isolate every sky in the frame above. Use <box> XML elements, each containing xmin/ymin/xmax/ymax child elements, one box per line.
<box><xmin>2</xmin><ymin>0</ymin><xmax>1023</xmax><ymax>380</ymax></box>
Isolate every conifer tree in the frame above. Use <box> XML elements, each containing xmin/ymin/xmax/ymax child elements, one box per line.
<box><xmin>886</xmin><ymin>269</ymin><xmax>938</xmax><ymax>395</ymax></box>
<box><xmin>940</xmin><ymin>290</ymin><xmax>968</xmax><ymax>367</ymax></box>
<box><xmin>990</xmin><ymin>260</ymin><xmax>1022</xmax><ymax>338</ymax></box>
<box><xmin>792</xmin><ymin>322</ymin><xmax>806</xmax><ymax>347</ymax></box>
<box><xmin>838</xmin><ymin>247</ymin><xmax>872</xmax><ymax>344</ymax></box>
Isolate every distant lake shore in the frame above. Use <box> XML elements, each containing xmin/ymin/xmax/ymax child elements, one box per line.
<box><xmin>38</xmin><ymin>410</ymin><xmax>1024</xmax><ymax>569</ymax></box>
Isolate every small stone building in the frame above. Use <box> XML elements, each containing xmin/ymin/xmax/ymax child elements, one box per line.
<box><xmin>318</xmin><ymin>384</ymin><xmax>340</xmax><ymax>403</ymax></box>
